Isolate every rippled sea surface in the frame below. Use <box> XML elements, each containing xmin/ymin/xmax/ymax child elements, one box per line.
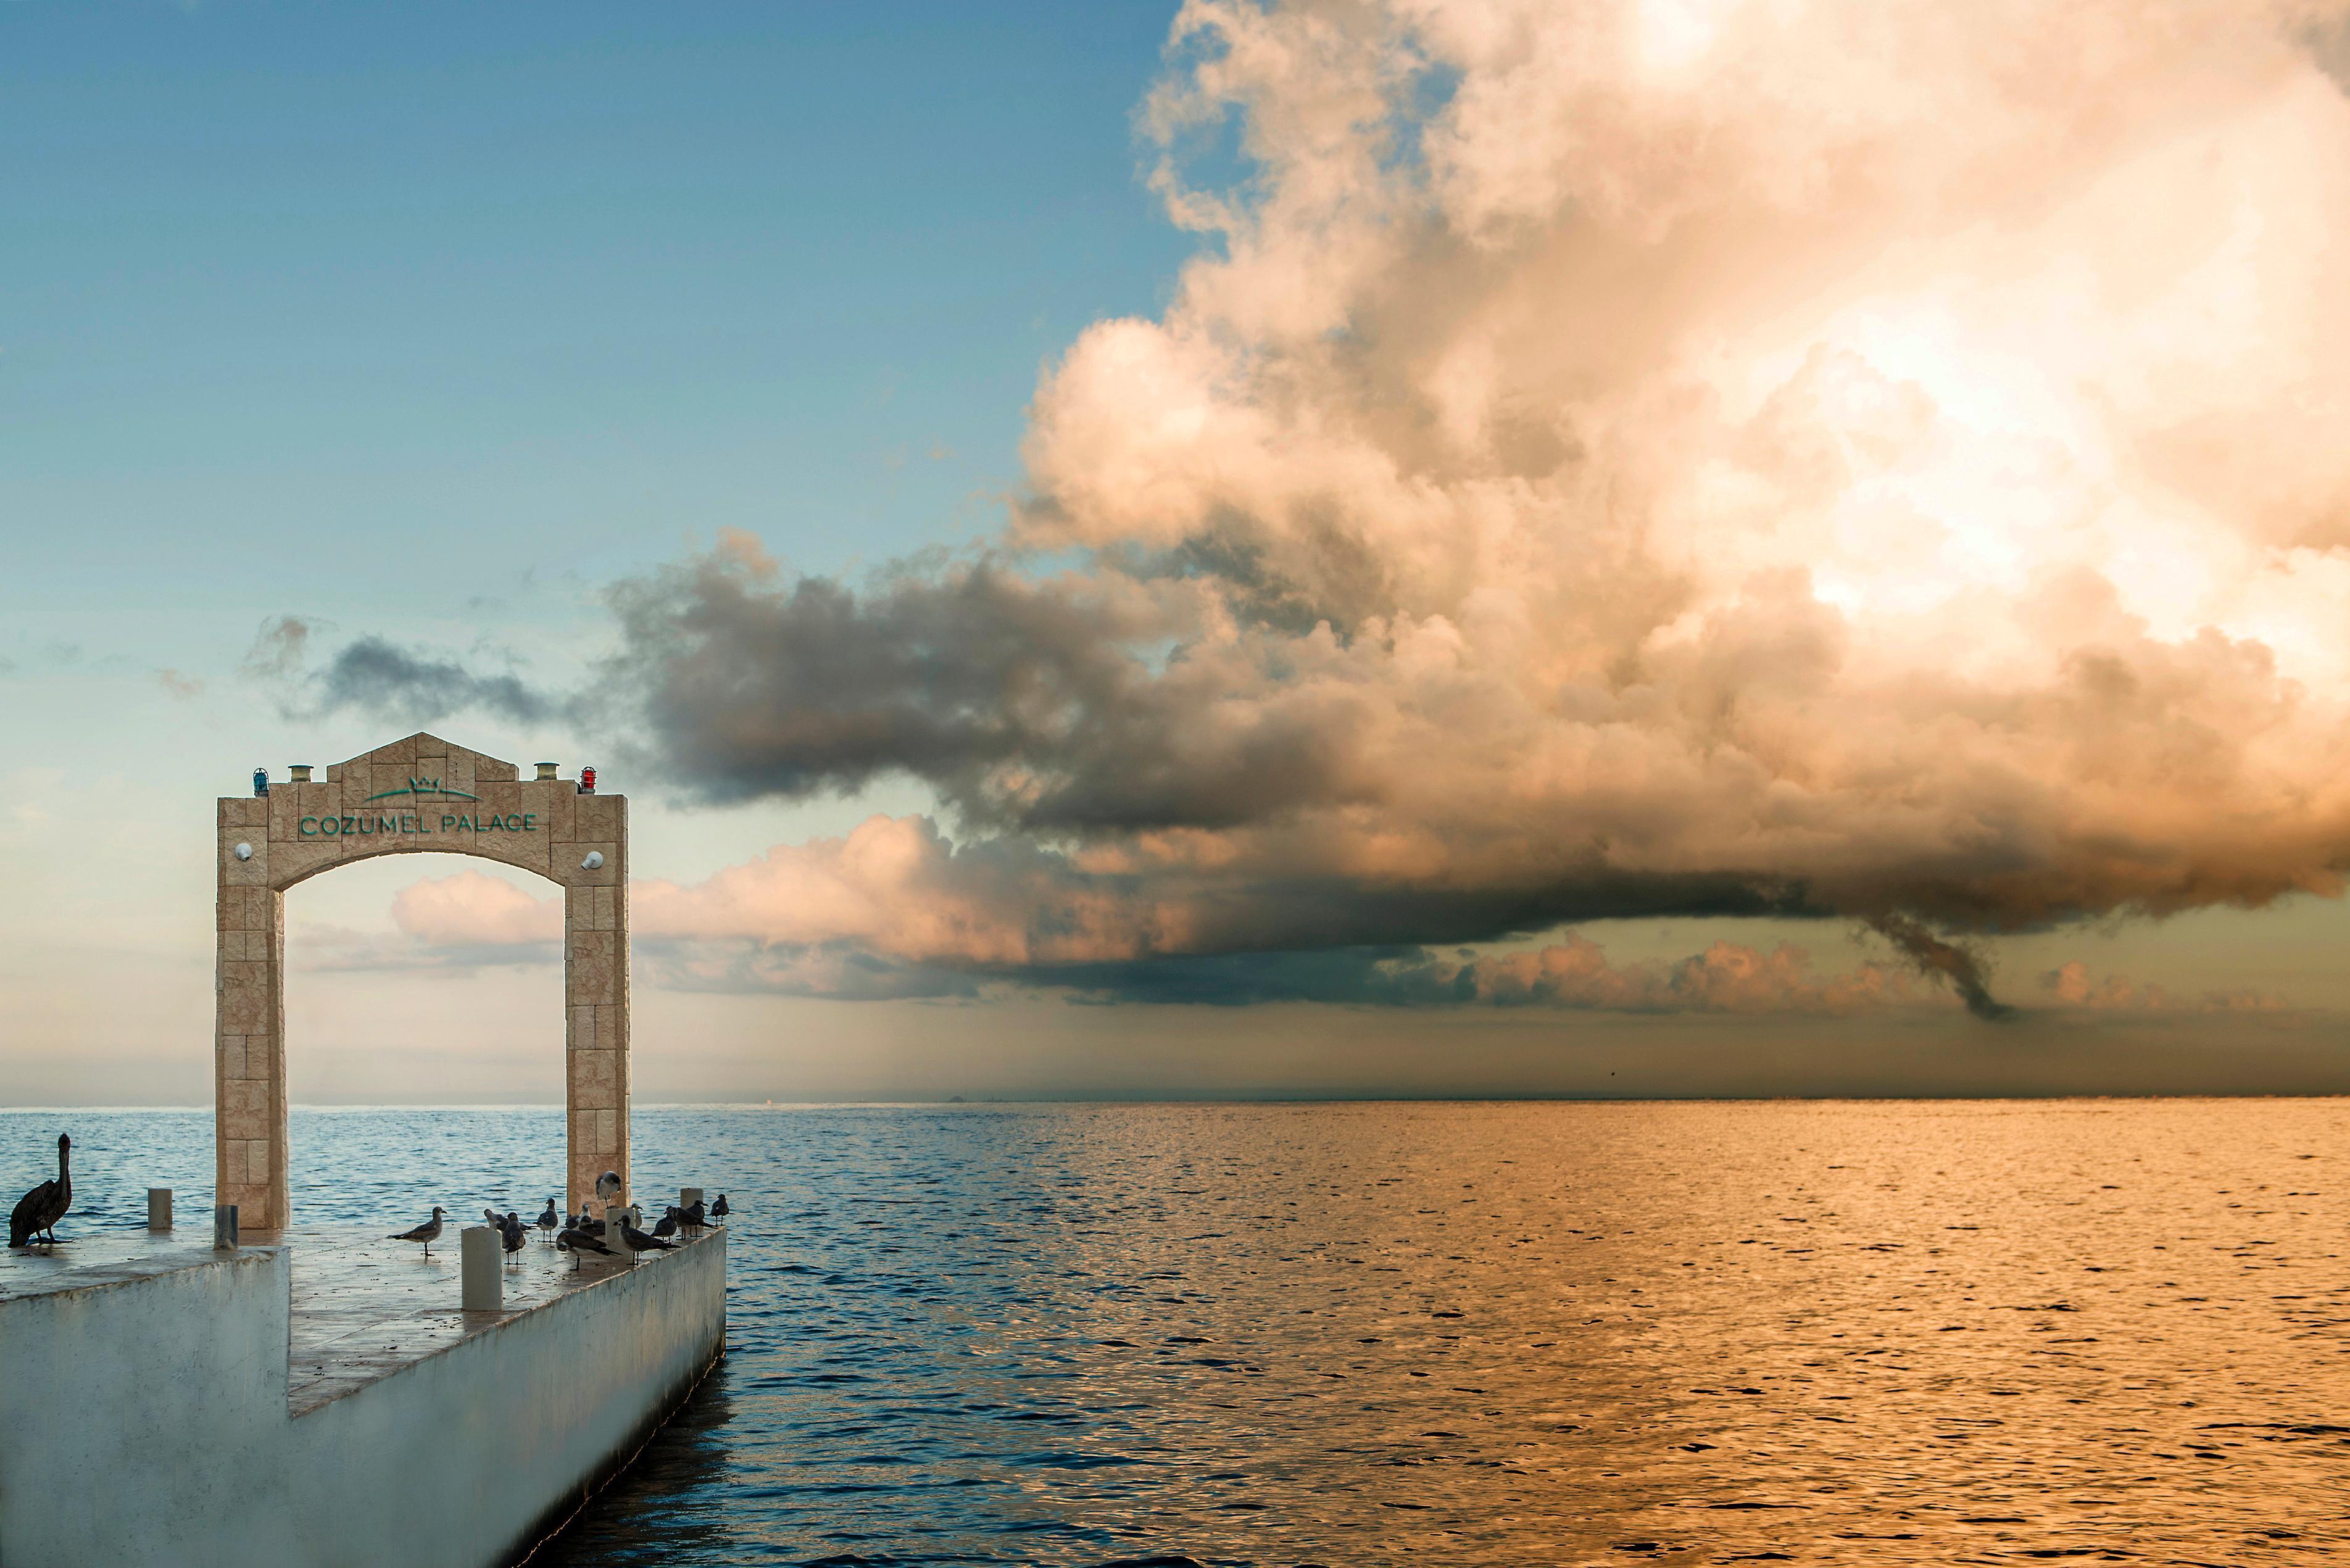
<box><xmin>6</xmin><ymin>1100</ymin><xmax>2348</xmax><ymax>1565</ymax></box>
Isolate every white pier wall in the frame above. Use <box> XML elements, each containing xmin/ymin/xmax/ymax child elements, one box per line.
<box><xmin>0</xmin><ymin>1236</ymin><xmax>724</xmax><ymax>1568</ymax></box>
<box><xmin>0</xmin><ymin>1247</ymin><xmax>299</xmax><ymax>1565</ymax></box>
<box><xmin>288</xmin><ymin>1232</ymin><xmax>725</xmax><ymax>1566</ymax></box>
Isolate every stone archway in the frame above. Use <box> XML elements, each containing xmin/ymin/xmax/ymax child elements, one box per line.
<box><xmin>214</xmin><ymin>732</ymin><xmax>628</xmax><ymax>1229</ymax></box>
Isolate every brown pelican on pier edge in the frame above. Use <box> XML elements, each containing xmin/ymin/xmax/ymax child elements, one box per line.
<box><xmin>8</xmin><ymin>1134</ymin><xmax>70</xmax><ymax>1249</ymax></box>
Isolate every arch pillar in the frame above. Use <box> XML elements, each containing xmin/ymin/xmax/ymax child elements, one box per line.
<box><xmin>215</xmin><ymin>732</ymin><xmax>629</xmax><ymax>1229</ymax></box>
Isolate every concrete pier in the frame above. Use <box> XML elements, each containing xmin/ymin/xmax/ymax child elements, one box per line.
<box><xmin>0</xmin><ymin>1224</ymin><xmax>724</xmax><ymax>1566</ymax></box>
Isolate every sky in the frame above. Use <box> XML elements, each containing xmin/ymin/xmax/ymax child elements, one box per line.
<box><xmin>7</xmin><ymin>0</ymin><xmax>2350</xmax><ymax>1105</ymax></box>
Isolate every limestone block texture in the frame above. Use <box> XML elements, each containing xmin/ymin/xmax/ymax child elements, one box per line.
<box><xmin>217</xmin><ymin>733</ymin><xmax>629</xmax><ymax>1223</ymax></box>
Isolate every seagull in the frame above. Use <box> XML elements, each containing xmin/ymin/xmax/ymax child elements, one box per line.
<box><xmin>710</xmin><ymin>1193</ymin><xmax>729</xmax><ymax>1223</ymax></box>
<box><xmin>389</xmin><ymin>1206</ymin><xmax>447</xmax><ymax>1258</ymax></box>
<box><xmin>535</xmin><ymin>1200</ymin><xmax>559</xmax><ymax>1242</ymax></box>
<box><xmin>652</xmin><ymin>1206</ymin><xmax>679</xmax><ymax>1242</ymax></box>
<box><xmin>679</xmin><ymin>1198</ymin><xmax>706</xmax><ymax>1236</ymax></box>
<box><xmin>555</xmin><ymin>1223</ymin><xmax>613</xmax><ymax>1272</ymax></box>
<box><xmin>8</xmin><ymin>1134</ymin><xmax>71</xmax><ymax>1250</ymax></box>
<box><xmin>596</xmin><ymin>1171</ymin><xmax>622</xmax><ymax>1208</ymax></box>
<box><xmin>618</xmin><ymin>1218</ymin><xmax>676</xmax><ymax>1261</ymax></box>
<box><xmin>501</xmin><ymin>1211</ymin><xmax>527</xmax><ymax>1262</ymax></box>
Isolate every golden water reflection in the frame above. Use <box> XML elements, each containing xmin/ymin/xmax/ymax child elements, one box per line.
<box><xmin>939</xmin><ymin>1100</ymin><xmax>2349</xmax><ymax>1563</ymax></box>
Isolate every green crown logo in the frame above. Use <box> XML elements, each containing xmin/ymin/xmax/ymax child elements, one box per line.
<box><xmin>362</xmin><ymin>776</ymin><xmax>481</xmax><ymax>803</ymax></box>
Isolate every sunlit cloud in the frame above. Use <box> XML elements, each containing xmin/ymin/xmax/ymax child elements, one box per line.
<box><xmin>382</xmin><ymin>858</ymin><xmax>1930</xmax><ymax>1013</ymax></box>
<box><xmin>296</xmin><ymin>0</ymin><xmax>2350</xmax><ymax>1017</ymax></box>
<box><xmin>2037</xmin><ymin>959</ymin><xmax>2291</xmax><ymax>1014</ymax></box>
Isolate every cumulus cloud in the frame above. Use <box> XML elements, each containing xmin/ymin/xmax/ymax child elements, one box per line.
<box><xmin>309</xmin><ymin>0</ymin><xmax>2350</xmax><ymax>1014</ymax></box>
<box><xmin>392</xmin><ymin>872</ymin><xmax>563</xmax><ymax>948</ymax></box>
<box><xmin>2037</xmin><ymin>959</ymin><xmax>2290</xmax><ymax>1014</ymax></box>
<box><xmin>1386</xmin><ymin>935</ymin><xmax>1916</xmax><ymax>1014</ymax></box>
<box><xmin>385</xmin><ymin>846</ymin><xmax>1924</xmax><ymax>1012</ymax></box>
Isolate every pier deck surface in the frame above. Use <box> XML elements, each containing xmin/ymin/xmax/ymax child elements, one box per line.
<box><xmin>1</xmin><ymin>1221</ymin><xmax>717</xmax><ymax>1414</ymax></box>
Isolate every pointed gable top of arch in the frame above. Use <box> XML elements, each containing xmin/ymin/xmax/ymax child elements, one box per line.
<box><xmin>215</xmin><ymin>734</ymin><xmax>622</xmax><ymax>894</ymax></box>
<box><xmin>324</xmin><ymin>731</ymin><xmax>522</xmax><ymax>793</ymax></box>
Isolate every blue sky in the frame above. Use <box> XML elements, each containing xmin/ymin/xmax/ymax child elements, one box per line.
<box><xmin>3</xmin><ymin>4</ymin><xmax>1187</xmax><ymax>633</ymax></box>
<box><xmin>6</xmin><ymin>2</ymin><xmax>2348</xmax><ymax>1105</ymax></box>
<box><xmin>3</xmin><ymin>4</ymin><xmax>1201</xmax><ymax>1101</ymax></box>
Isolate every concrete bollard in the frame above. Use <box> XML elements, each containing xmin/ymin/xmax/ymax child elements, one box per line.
<box><xmin>213</xmin><ymin>1205</ymin><xmax>238</xmax><ymax>1250</ymax></box>
<box><xmin>147</xmin><ymin>1188</ymin><xmax>173</xmax><ymax>1231</ymax></box>
<box><xmin>460</xmin><ymin>1226</ymin><xmax>502</xmax><ymax>1310</ymax></box>
<box><xmin>681</xmin><ymin>1187</ymin><xmax>702</xmax><ymax>1209</ymax></box>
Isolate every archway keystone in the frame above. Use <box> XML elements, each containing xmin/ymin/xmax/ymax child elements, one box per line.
<box><xmin>215</xmin><ymin>732</ymin><xmax>628</xmax><ymax>1228</ymax></box>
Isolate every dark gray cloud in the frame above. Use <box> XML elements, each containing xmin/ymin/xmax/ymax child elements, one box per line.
<box><xmin>265</xmin><ymin>631</ymin><xmax>560</xmax><ymax>728</ymax></box>
<box><xmin>600</xmin><ymin>542</ymin><xmax>1366</xmax><ymax>832</ymax></box>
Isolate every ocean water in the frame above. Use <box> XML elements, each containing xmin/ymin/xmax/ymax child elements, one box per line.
<box><xmin>4</xmin><ymin>1099</ymin><xmax>2346</xmax><ymax>1566</ymax></box>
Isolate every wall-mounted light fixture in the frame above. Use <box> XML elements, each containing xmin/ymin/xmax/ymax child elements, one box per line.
<box><xmin>233</xmin><ymin>843</ymin><xmax>253</xmax><ymax>861</ymax></box>
<box><xmin>581</xmin><ymin>851</ymin><xmax>605</xmax><ymax>871</ymax></box>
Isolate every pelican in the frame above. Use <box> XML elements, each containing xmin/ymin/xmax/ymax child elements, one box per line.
<box><xmin>535</xmin><ymin>1199</ymin><xmax>559</xmax><ymax>1242</ymax></box>
<box><xmin>8</xmin><ymin>1134</ymin><xmax>70</xmax><ymax>1250</ymax></box>
<box><xmin>389</xmin><ymin>1206</ymin><xmax>447</xmax><ymax>1258</ymax></box>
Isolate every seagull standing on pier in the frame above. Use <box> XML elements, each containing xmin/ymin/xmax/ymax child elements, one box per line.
<box><xmin>710</xmin><ymin>1193</ymin><xmax>729</xmax><ymax>1223</ymax></box>
<box><xmin>389</xmin><ymin>1206</ymin><xmax>447</xmax><ymax>1258</ymax></box>
<box><xmin>618</xmin><ymin>1217</ymin><xmax>676</xmax><ymax>1262</ymax></box>
<box><xmin>652</xmin><ymin>1206</ymin><xmax>679</xmax><ymax>1243</ymax></box>
<box><xmin>536</xmin><ymin>1199</ymin><xmax>559</xmax><ymax>1242</ymax></box>
<box><xmin>501</xmin><ymin>1211</ymin><xmax>528</xmax><ymax>1263</ymax></box>
<box><xmin>8</xmin><ymin>1134</ymin><xmax>71</xmax><ymax>1250</ymax></box>
<box><xmin>679</xmin><ymin>1198</ymin><xmax>707</xmax><ymax>1235</ymax></box>
<box><xmin>556</xmin><ymin>1222</ymin><xmax>613</xmax><ymax>1272</ymax></box>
